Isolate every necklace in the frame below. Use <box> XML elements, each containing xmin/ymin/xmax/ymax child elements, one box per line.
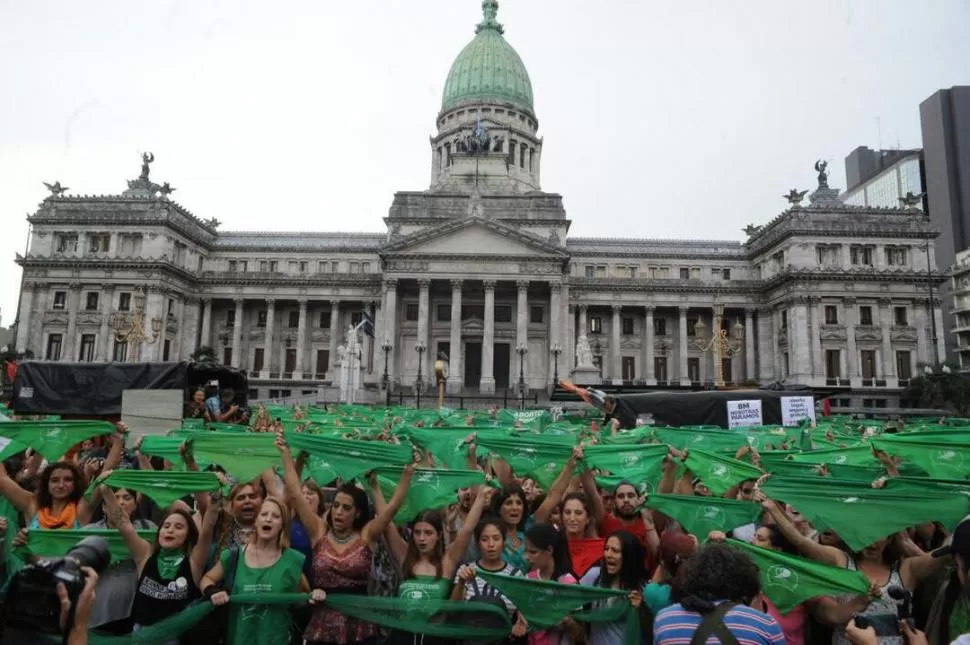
<box><xmin>330</xmin><ymin>529</ymin><xmax>355</xmax><ymax>544</ymax></box>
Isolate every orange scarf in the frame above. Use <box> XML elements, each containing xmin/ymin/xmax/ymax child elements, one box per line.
<box><xmin>36</xmin><ymin>502</ymin><xmax>78</xmax><ymax>529</ymax></box>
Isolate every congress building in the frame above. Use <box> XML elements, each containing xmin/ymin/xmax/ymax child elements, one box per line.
<box><xmin>13</xmin><ymin>1</ymin><xmax>944</xmax><ymax>407</ymax></box>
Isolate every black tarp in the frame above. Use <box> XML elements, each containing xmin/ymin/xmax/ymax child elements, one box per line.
<box><xmin>12</xmin><ymin>361</ymin><xmax>247</xmax><ymax>416</ymax></box>
<box><xmin>611</xmin><ymin>389</ymin><xmax>817</xmax><ymax>429</ymax></box>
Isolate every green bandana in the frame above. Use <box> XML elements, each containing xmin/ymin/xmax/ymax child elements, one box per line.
<box><xmin>88</xmin><ymin>470</ymin><xmax>221</xmax><ymax>508</ymax></box>
<box><xmin>14</xmin><ymin>528</ymin><xmax>157</xmax><ymax>565</ymax></box>
<box><xmin>872</xmin><ymin>435</ymin><xmax>970</xmax><ymax>480</ymax></box>
<box><xmin>376</xmin><ymin>467</ymin><xmax>485</xmax><ymax>522</ymax></box>
<box><xmin>189</xmin><ymin>432</ymin><xmax>280</xmax><ymax>482</ymax></box>
<box><xmin>475</xmin><ymin>434</ymin><xmax>576</xmax><ymax>488</ymax></box>
<box><xmin>683</xmin><ymin>449</ymin><xmax>763</xmax><ymax>495</ymax></box>
<box><xmin>156</xmin><ymin>547</ymin><xmax>186</xmax><ymax>580</ymax></box>
<box><xmin>584</xmin><ymin>444</ymin><xmax>668</xmax><ymax>485</ymax></box>
<box><xmin>139</xmin><ymin>436</ymin><xmax>212</xmax><ymax>470</ymax></box>
<box><xmin>325</xmin><ymin>593</ymin><xmax>512</xmax><ymax>638</ymax></box>
<box><xmin>788</xmin><ymin>445</ymin><xmax>876</xmax><ymax>468</ymax></box>
<box><xmin>402</xmin><ymin>426</ymin><xmax>493</xmax><ymax>470</ymax></box>
<box><xmin>0</xmin><ymin>420</ymin><xmax>116</xmax><ymax>461</ymax></box>
<box><xmin>726</xmin><ymin>539</ymin><xmax>869</xmax><ymax>614</ymax></box>
<box><xmin>286</xmin><ymin>431</ymin><xmax>414</xmax><ymax>482</ymax></box>
<box><xmin>645</xmin><ymin>494</ymin><xmax>762</xmax><ymax>538</ymax></box>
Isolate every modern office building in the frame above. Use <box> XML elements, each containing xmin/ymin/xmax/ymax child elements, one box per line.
<box><xmin>841</xmin><ymin>146</ymin><xmax>925</xmax><ymax>210</ymax></box>
<box><xmin>11</xmin><ymin>1</ymin><xmax>944</xmax><ymax>407</ymax></box>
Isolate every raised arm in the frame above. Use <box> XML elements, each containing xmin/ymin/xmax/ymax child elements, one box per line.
<box><xmin>370</xmin><ymin>477</ymin><xmax>408</xmax><ymax>565</ymax></box>
<box><xmin>578</xmin><ymin>454</ymin><xmax>606</xmax><ymax>526</ymax></box>
<box><xmin>276</xmin><ymin>434</ymin><xmax>326</xmax><ymax>546</ymax></box>
<box><xmin>757</xmin><ymin>493</ymin><xmax>846</xmax><ymax>568</ymax></box>
<box><xmin>100</xmin><ymin>484</ymin><xmax>153</xmax><ymax>571</ymax></box>
<box><xmin>445</xmin><ymin>486</ymin><xmax>488</xmax><ymax>570</ymax></box>
<box><xmin>362</xmin><ymin>465</ymin><xmax>414</xmax><ymax>545</ymax></box>
<box><xmin>0</xmin><ymin>461</ymin><xmax>35</xmax><ymax>516</ymax></box>
<box><xmin>900</xmin><ymin>550</ymin><xmax>947</xmax><ymax>591</ymax></box>
<box><xmin>534</xmin><ymin>450</ymin><xmax>579</xmax><ymax>524</ymax></box>
<box><xmin>190</xmin><ymin>499</ymin><xmax>220</xmax><ymax>585</ymax></box>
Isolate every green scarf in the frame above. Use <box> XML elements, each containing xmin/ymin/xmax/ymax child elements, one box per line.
<box><xmin>156</xmin><ymin>547</ymin><xmax>186</xmax><ymax>580</ymax></box>
<box><xmin>88</xmin><ymin>470</ymin><xmax>221</xmax><ymax>508</ymax></box>
<box><xmin>683</xmin><ymin>449</ymin><xmax>763</xmax><ymax>495</ymax></box>
<box><xmin>401</xmin><ymin>426</ymin><xmax>493</xmax><ymax>470</ymax></box>
<box><xmin>872</xmin><ymin>435</ymin><xmax>970</xmax><ymax>480</ymax></box>
<box><xmin>475</xmin><ymin>434</ymin><xmax>576</xmax><ymax>488</ymax></box>
<box><xmin>14</xmin><ymin>528</ymin><xmax>157</xmax><ymax>565</ymax></box>
<box><xmin>376</xmin><ymin>467</ymin><xmax>485</xmax><ymax>522</ymax></box>
<box><xmin>188</xmin><ymin>432</ymin><xmax>280</xmax><ymax>482</ymax></box>
<box><xmin>0</xmin><ymin>420</ymin><xmax>116</xmax><ymax>461</ymax></box>
<box><xmin>726</xmin><ymin>539</ymin><xmax>869</xmax><ymax>614</ymax></box>
<box><xmin>645</xmin><ymin>494</ymin><xmax>762</xmax><ymax>538</ymax></box>
<box><xmin>583</xmin><ymin>444</ymin><xmax>668</xmax><ymax>485</ymax></box>
<box><xmin>286</xmin><ymin>431</ymin><xmax>414</xmax><ymax>482</ymax></box>
<box><xmin>788</xmin><ymin>445</ymin><xmax>876</xmax><ymax>468</ymax></box>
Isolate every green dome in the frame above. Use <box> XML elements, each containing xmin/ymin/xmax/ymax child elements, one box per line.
<box><xmin>441</xmin><ymin>1</ymin><xmax>534</xmax><ymax>114</ymax></box>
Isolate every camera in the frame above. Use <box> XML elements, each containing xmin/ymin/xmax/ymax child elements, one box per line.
<box><xmin>0</xmin><ymin>536</ymin><xmax>110</xmax><ymax>639</ymax></box>
<box><xmin>852</xmin><ymin>586</ymin><xmax>913</xmax><ymax>637</ymax></box>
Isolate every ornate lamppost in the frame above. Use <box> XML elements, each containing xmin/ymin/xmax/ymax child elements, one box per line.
<box><xmin>381</xmin><ymin>338</ymin><xmax>392</xmax><ymax>405</ymax></box>
<box><xmin>415</xmin><ymin>341</ymin><xmax>426</xmax><ymax>394</ymax></box>
<box><xmin>550</xmin><ymin>343</ymin><xmax>562</xmax><ymax>388</ymax></box>
<box><xmin>110</xmin><ymin>291</ymin><xmax>161</xmax><ymax>362</ymax></box>
<box><xmin>516</xmin><ymin>343</ymin><xmax>528</xmax><ymax>405</ymax></box>
<box><xmin>692</xmin><ymin>304</ymin><xmax>744</xmax><ymax>388</ymax></box>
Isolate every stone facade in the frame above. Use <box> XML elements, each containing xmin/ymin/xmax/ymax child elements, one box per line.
<box><xmin>11</xmin><ymin>4</ymin><xmax>945</xmax><ymax>406</ymax></box>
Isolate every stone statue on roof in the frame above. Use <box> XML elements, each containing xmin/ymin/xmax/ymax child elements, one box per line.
<box><xmin>140</xmin><ymin>152</ymin><xmax>155</xmax><ymax>180</ymax></box>
<box><xmin>43</xmin><ymin>181</ymin><xmax>69</xmax><ymax>197</ymax></box>
<box><xmin>814</xmin><ymin>160</ymin><xmax>829</xmax><ymax>188</ymax></box>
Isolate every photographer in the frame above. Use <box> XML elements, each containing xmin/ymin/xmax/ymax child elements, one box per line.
<box><xmin>56</xmin><ymin>567</ymin><xmax>99</xmax><ymax>645</ymax></box>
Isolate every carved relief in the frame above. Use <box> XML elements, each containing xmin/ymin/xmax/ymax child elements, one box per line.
<box><xmin>819</xmin><ymin>324</ymin><xmax>847</xmax><ymax>341</ymax></box>
<box><xmin>855</xmin><ymin>326</ymin><xmax>882</xmax><ymax>342</ymax></box>
<box><xmin>386</xmin><ymin>260</ymin><xmax>430</xmax><ymax>272</ymax></box>
<box><xmin>890</xmin><ymin>326</ymin><xmax>918</xmax><ymax>343</ymax></box>
<box><xmin>518</xmin><ymin>262</ymin><xmax>560</xmax><ymax>275</ymax></box>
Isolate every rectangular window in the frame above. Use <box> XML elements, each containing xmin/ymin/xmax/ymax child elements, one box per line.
<box><xmin>119</xmin><ymin>233</ymin><xmax>142</xmax><ymax>256</ymax></box>
<box><xmin>299</xmin><ymin>261</ymin><xmax>308</xmax><ymax>273</ymax></box>
<box><xmin>860</xmin><ymin>350</ymin><xmax>877</xmax><ymax>379</ymax></box>
<box><xmin>319</xmin><ymin>311</ymin><xmax>331</xmax><ymax>329</ymax></box>
<box><xmin>284</xmin><ymin>349</ymin><xmax>297</xmax><ymax>374</ymax></box>
<box><xmin>592</xmin><ymin>355</ymin><xmax>603</xmax><ymax>377</ymax></box>
<box><xmin>281</xmin><ymin>389</ymin><xmax>292</xmax><ymax>398</ymax></box>
<box><xmin>712</xmin><ymin>268</ymin><xmax>722</xmax><ymax>280</ymax></box>
<box><xmin>783</xmin><ymin>352</ymin><xmax>790</xmax><ymax>376</ymax></box>
<box><xmin>584</xmin><ymin>265</ymin><xmax>595</xmax><ymax>278</ymax></box>
<box><xmin>351</xmin><ymin>312</ymin><xmax>363</xmax><ymax>327</ymax></box>
<box><xmin>316</xmin><ymin>350</ymin><xmax>329</xmax><ymax>377</ymax></box>
<box><xmin>690</xmin><ymin>267</ymin><xmax>701</xmax><ymax>280</ymax></box>
<box><xmin>112</xmin><ymin>340</ymin><xmax>127</xmax><ymax>362</ymax></box>
<box><xmin>654</xmin><ymin>318</ymin><xmax>667</xmax><ymax>336</ymax></box>
<box><xmin>319</xmin><ymin>261</ymin><xmax>329</xmax><ymax>273</ymax></box>
<box><xmin>163</xmin><ymin>339</ymin><xmax>171</xmax><ymax>362</ymax></box>
<box><xmin>589</xmin><ymin>316</ymin><xmax>603</xmax><ymax>334</ymax></box>
<box><xmin>885</xmin><ymin>246</ymin><xmax>909</xmax><ymax>266</ymax></box>
<box><xmin>257</xmin><ymin>311</ymin><xmax>267</xmax><ymax>327</ymax></box>
<box><xmin>78</xmin><ymin>334</ymin><xmax>96</xmax><ymax>362</ymax></box>
<box><xmin>687</xmin><ymin>318</ymin><xmax>698</xmax><ymax>337</ymax></box>
<box><xmin>167</xmin><ymin>298</ymin><xmax>175</xmax><ymax>316</ymax></box>
<box><xmin>228</xmin><ymin>260</ymin><xmax>238</xmax><ymax>272</ymax></box>
<box><xmin>118</xmin><ymin>292</ymin><xmax>131</xmax><ymax>311</ymax></box>
<box><xmin>288</xmin><ymin>311</ymin><xmax>300</xmax><ymax>328</ymax></box>
<box><xmin>259</xmin><ymin>260</ymin><xmax>268</xmax><ymax>272</ymax></box>
<box><xmin>494</xmin><ymin>305</ymin><xmax>513</xmax><ymax>323</ymax></box>
<box><xmin>850</xmin><ymin>245</ymin><xmax>874</xmax><ymax>266</ymax></box>
<box><xmin>55</xmin><ymin>233</ymin><xmax>79</xmax><ymax>253</ymax></box>
<box><xmin>781</xmin><ymin>310</ymin><xmax>788</xmax><ymax>330</ymax></box>
<box><xmin>288</xmin><ymin>261</ymin><xmax>298</xmax><ymax>273</ymax></box>
<box><xmin>722</xmin><ymin>268</ymin><xmax>731</xmax><ymax>281</ymax></box>
<box><xmin>825</xmin><ymin>349</ymin><xmax>841</xmax><ymax>379</ymax></box>
<box><xmin>894</xmin><ymin>306</ymin><xmax>908</xmax><ymax>326</ymax></box>
<box><xmin>87</xmin><ymin>233</ymin><xmax>110</xmax><ymax>253</ymax></box>
<box><xmin>240</xmin><ymin>261</ymin><xmax>249</xmax><ymax>272</ymax></box>
<box><xmin>361</xmin><ymin>262</ymin><xmax>370</xmax><ymax>273</ymax></box>
<box><xmin>687</xmin><ymin>357</ymin><xmax>700</xmax><ymax>383</ymax></box>
<box><xmin>437</xmin><ymin>304</ymin><xmax>451</xmax><ymax>322</ymax></box>
<box><xmin>680</xmin><ymin>268</ymin><xmax>690</xmax><ymax>280</ymax></box>
<box><xmin>621</xmin><ymin>357</ymin><xmax>636</xmax><ymax>381</ymax></box>
<box><xmin>253</xmin><ymin>348</ymin><xmax>265</xmax><ymax>373</ymax></box>
<box><xmin>331</xmin><ymin>261</ymin><xmax>339</xmax><ymax>272</ymax></box>
<box><xmin>53</xmin><ymin>291</ymin><xmax>67</xmax><ymax>310</ymax></box>
<box><xmin>405</xmin><ymin>303</ymin><xmax>420</xmax><ymax>322</ymax></box>
<box><xmin>595</xmin><ymin>266</ymin><xmax>607</xmax><ymax>278</ymax></box>
<box><xmin>860</xmin><ymin>306</ymin><xmax>873</xmax><ymax>326</ymax></box>
<box><xmin>349</xmin><ymin>262</ymin><xmax>359</xmax><ymax>274</ymax></box>
<box><xmin>85</xmin><ymin>292</ymin><xmax>99</xmax><ymax>311</ymax></box>
<box><xmin>462</xmin><ymin>305</ymin><xmax>484</xmax><ymax>320</ymax></box>
<box><xmin>654</xmin><ymin>357</ymin><xmax>668</xmax><ymax>382</ymax></box>
<box><xmin>269</xmin><ymin>260</ymin><xmax>278</xmax><ymax>272</ymax></box>
<box><xmin>824</xmin><ymin>305</ymin><xmax>838</xmax><ymax>325</ymax></box>
<box><xmin>626</xmin><ymin>266</ymin><xmax>638</xmax><ymax>279</ymax></box>
<box><xmin>622</xmin><ymin>317</ymin><xmax>635</xmax><ymax>335</ymax></box>
<box><xmin>722</xmin><ymin>358</ymin><xmax>733</xmax><ymax>383</ymax></box>
<box><xmin>896</xmin><ymin>351</ymin><xmax>912</xmax><ymax>380</ymax></box>
<box><xmin>223</xmin><ymin>347</ymin><xmax>233</xmax><ymax>366</ymax></box>
<box><xmin>269</xmin><ymin>389</ymin><xmax>280</xmax><ymax>399</ymax></box>
<box><xmin>227</xmin><ymin>309</ymin><xmax>236</xmax><ymax>327</ymax></box>
<box><xmin>530</xmin><ymin>306</ymin><xmax>544</xmax><ymax>324</ymax></box>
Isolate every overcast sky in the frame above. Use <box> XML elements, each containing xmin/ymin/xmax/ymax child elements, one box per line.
<box><xmin>1</xmin><ymin>0</ymin><xmax>968</xmax><ymax>327</ymax></box>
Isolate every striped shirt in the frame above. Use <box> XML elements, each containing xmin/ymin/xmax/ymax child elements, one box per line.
<box><xmin>654</xmin><ymin>602</ymin><xmax>785</xmax><ymax>645</ymax></box>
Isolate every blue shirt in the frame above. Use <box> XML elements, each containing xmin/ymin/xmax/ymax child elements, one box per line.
<box><xmin>204</xmin><ymin>396</ymin><xmax>224</xmax><ymax>418</ymax></box>
<box><xmin>654</xmin><ymin>602</ymin><xmax>784</xmax><ymax>645</ymax></box>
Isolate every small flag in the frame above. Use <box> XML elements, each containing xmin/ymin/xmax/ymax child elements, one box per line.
<box><xmin>361</xmin><ymin>311</ymin><xmax>375</xmax><ymax>338</ymax></box>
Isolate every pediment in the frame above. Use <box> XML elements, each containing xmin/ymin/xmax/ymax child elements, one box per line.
<box><xmin>381</xmin><ymin>216</ymin><xmax>567</xmax><ymax>258</ymax></box>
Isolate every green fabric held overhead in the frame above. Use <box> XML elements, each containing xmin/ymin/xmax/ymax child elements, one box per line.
<box><xmin>189</xmin><ymin>432</ymin><xmax>280</xmax><ymax>482</ymax></box>
<box><xmin>181</xmin><ymin>418</ymin><xmax>206</xmax><ymax>430</ymax></box>
<box><xmin>645</xmin><ymin>494</ymin><xmax>763</xmax><ymax>538</ymax></box>
<box><xmin>761</xmin><ymin>480</ymin><xmax>970</xmax><ymax>551</ymax></box>
<box><xmin>89</xmin><ymin>470</ymin><xmax>222</xmax><ymax>508</ymax></box>
<box><xmin>401</xmin><ymin>426</ymin><xmax>487</xmax><ymax>470</ymax></box>
<box><xmin>684</xmin><ymin>449</ymin><xmax>763</xmax><ymax>495</ymax></box>
<box><xmin>376</xmin><ymin>467</ymin><xmax>485</xmax><ymax>522</ymax></box>
<box><xmin>0</xmin><ymin>437</ymin><xmax>29</xmax><ymax>461</ymax></box>
<box><xmin>726</xmin><ymin>539</ymin><xmax>870</xmax><ymax>614</ymax></box>
<box><xmin>788</xmin><ymin>445</ymin><xmax>876</xmax><ymax>468</ymax></box>
<box><xmin>326</xmin><ymin>592</ymin><xmax>513</xmax><ymax>638</ymax></box>
<box><xmin>138</xmin><ymin>435</ymin><xmax>213</xmax><ymax>470</ymax></box>
<box><xmin>597</xmin><ymin>427</ymin><xmax>655</xmax><ymax>445</ymax></box>
<box><xmin>286</xmin><ymin>431</ymin><xmax>414</xmax><ymax>482</ymax></box>
<box><xmin>584</xmin><ymin>444</ymin><xmax>668</xmax><ymax>485</ymax></box>
<box><xmin>15</xmin><ymin>528</ymin><xmax>158</xmax><ymax>565</ymax></box>
<box><xmin>595</xmin><ymin>475</ymin><xmax>659</xmax><ymax>497</ymax></box>
<box><xmin>653</xmin><ymin>428</ymin><xmax>750</xmax><ymax>453</ymax></box>
<box><xmin>872</xmin><ymin>435</ymin><xmax>970</xmax><ymax>480</ymax></box>
<box><xmin>497</xmin><ymin>408</ymin><xmax>551</xmax><ymax>430</ymax></box>
<box><xmin>206</xmin><ymin>422</ymin><xmax>252</xmax><ymax>433</ymax></box>
<box><xmin>0</xmin><ymin>420</ymin><xmax>116</xmax><ymax>461</ymax></box>
<box><xmin>475</xmin><ymin>434</ymin><xmax>576</xmax><ymax>489</ymax></box>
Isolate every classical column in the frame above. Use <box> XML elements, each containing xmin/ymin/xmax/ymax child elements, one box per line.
<box><xmin>363</xmin><ymin>301</ymin><xmax>374</xmax><ymax>375</ymax></box>
<box><xmin>933</xmin><ymin>299</ymin><xmax>946</xmax><ymax>365</ymax></box>
<box><xmin>328</xmin><ymin>300</ymin><xmax>341</xmax><ymax>375</ymax></box>
<box><xmin>231</xmin><ymin>298</ymin><xmax>244</xmax><ymax>368</ymax></box>
<box><xmin>744</xmin><ymin>309</ymin><xmax>755</xmax><ymax>381</ymax></box>
<box><xmin>915</xmin><ymin>299</ymin><xmax>929</xmax><ymax>366</ymax></box>
<box><xmin>262</xmin><ymin>298</ymin><xmax>276</xmax><ymax>378</ymax></box>
<box><xmin>15</xmin><ymin>284</ymin><xmax>35</xmax><ymax>353</ymax></box>
<box><xmin>384</xmin><ymin>279</ymin><xmax>398</xmax><ymax>384</ymax></box>
<box><xmin>29</xmin><ymin>285</ymin><xmax>49</xmax><ymax>355</ymax></box>
<box><xmin>418</xmin><ymin>279</ymin><xmax>431</xmax><ymax>387</ymax></box>
<box><xmin>174</xmin><ymin>297</ymin><xmax>189</xmax><ymax>360</ymax></box>
<box><xmin>790</xmin><ymin>300</ymin><xmax>812</xmax><ymax>382</ymax></box>
<box><xmin>98</xmin><ymin>286</ymin><xmax>115</xmax><ymax>361</ymax></box>
<box><xmin>678</xmin><ymin>307</ymin><xmax>689</xmax><ymax>385</ymax></box>
<box><xmin>757</xmin><ymin>308</ymin><xmax>774</xmax><ymax>383</ymax></box>
<box><xmin>152</xmin><ymin>292</ymin><xmax>166</xmax><ymax>362</ymax></box>
<box><xmin>578</xmin><ymin>306</ymin><xmax>588</xmax><ymax>339</ymax></box>
<box><xmin>810</xmin><ymin>299</ymin><xmax>823</xmax><ymax>383</ymax></box>
<box><xmin>879</xmin><ymin>298</ymin><xmax>896</xmax><ymax>386</ymax></box>
<box><xmin>645</xmin><ymin>306</ymin><xmax>656</xmax><ymax>385</ymax></box>
<box><xmin>561</xmin><ymin>284</ymin><xmax>572</xmax><ymax>372</ymax></box>
<box><xmin>62</xmin><ymin>284</ymin><xmax>81</xmax><ymax>361</ymax></box>
<box><xmin>516</xmin><ymin>281</ymin><xmax>529</xmax><ymax>386</ymax></box>
<box><xmin>844</xmin><ymin>297</ymin><xmax>858</xmax><ymax>383</ymax></box>
<box><xmin>548</xmin><ymin>283</ymin><xmax>562</xmax><ymax>387</ymax></box>
<box><xmin>448</xmin><ymin>280</ymin><xmax>462</xmax><ymax>393</ymax></box>
<box><xmin>372</xmin><ymin>301</ymin><xmax>383</xmax><ymax>373</ymax></box>
<box><xmin>481</xmin><ymin>280</ymin><xmax>496</xmax><ymax>393</ymax></box>
<box><xmin>295</xmin><ymin>299</ymin><xmax>308</xmax><ymax>379</ymax></box>
<box><xmin>200</xmin><ymin>299</ymin><xmax>212</xmax><ymax>350</ymax></box>
<box><xmin>610</xmin><ymin>305</ymin><xmax>622</xmax><ymax>384</ymax></box>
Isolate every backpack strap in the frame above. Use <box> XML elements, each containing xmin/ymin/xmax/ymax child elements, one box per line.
<box><xmin>688</xmin><ymin>602</ymin><xmax>741</xmax><ymax>645</ymax></box>
<box><xmin>224</xmin><ymin>544</ymin><xmax>242</xmax><ymax>592</ymax></box>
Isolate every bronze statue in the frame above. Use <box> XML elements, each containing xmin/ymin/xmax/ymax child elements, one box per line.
<box><xmin>158</xmin><ymin>182</ymin><xmax>176</xmax><ymax>198</ymax></box>
<box><xmin>783</xmin><ymin>188</ymin><xmax>808</xmax><ymax>205</ymax></box>
<box><xmin>742</xmin><ymin>224</ymin><xmax>763</xmax><ymax>237</ymax></box>
<box><xmin>140</xmin><ymin>152</ymin><xmax>155</xmax><ymax>179</ymax></box>
<box><xmin>814</xmin><ymin>160</ymin><xmax>829</xmax><ymax>188</ymax></box>
<box><xmin>43</xmin><ymin>181</ymin><xmax>69</xmax><ymax>197</ymax></box>
<box><xmin>898</xmin><ymin>191</ymin><xmax>924</xmax><ymax>208</ymax></box>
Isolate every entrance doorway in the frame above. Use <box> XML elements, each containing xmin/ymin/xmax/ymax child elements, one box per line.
<box><xmin>494</xmin><ymin>343</ymin><xmax>511</xmax><ymax>390</ymax></box>
<box><xmin>464</xmin><ymin>342</ymin><xmax>482</xmax><ymax>388</ymax></box>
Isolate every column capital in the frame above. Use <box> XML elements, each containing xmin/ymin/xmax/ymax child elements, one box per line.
<box><xmin>578</xmin><ymin>304</ymin><xmax>587</xmax><ymax>313</ymax></box>
<box><xmin>418</xmin><ymin>278</ymin><xmax>431</xmax><ymax>289</ymax></box>
<box><xmin>516</xmin><ymin>280</ymin><xmax>530</xmax><ymax>291</ymax></box>
<box><xmin>644</xmin><ymin>305</ymin><xmax>655</xmax><ymax>315</ymax></box>
<box><xmin>877</xmin><ymin>297</ymin><xmax>892</xmax><ymax>308</ymax></box>
<box><xmin>483</xmin><ymin>280</ymin><xmax>497</xmax><ymax>291</ymax></box>
<box><xmin>450</xmin><ymin>279</ymin><xmax>464</xmax><ymax>290</ymax></box>
<box><xmin>384</xmin><ymin>278</ymin><xmax>398</xmax><ymax>290</ymax></box>
<box><xmin>103</xmin><ymin>284</ymin><xmax>116</xmax><ymax>293</ymax></box>
<box><xmin>68</xmin><ymin>281</ymin><xmax>82</xmax><ymax>291</ymax></box>
<box><xmin>843</xmin><ymin>296</ymin><xmax>857</xmax><ymax>306</ymax></box>
<box><xmin>265</xmin><ymin>297</ymin><xmax>276</xmax><ymax>306</ymax></box>
<box><xmin>678</xmin><ymin>306</ymin><xmax>689</xmax><ymax>314</ymax></box>
<box><xmin>297</xmin><ymin>298</ymin><xmax>308</xmax><ymax>307</ymax></box>
<box><xmin>550</xmin><ymin>282</ymin><xmax>562</xmax><ymax>294</ymax></box>
<box><xmin>233</xmin><ymin>297</ymin><xmax>244</xmax><ymax>306</ymax></box>
<box><xmin>611</xmin><ymin>304</ymin><xmax>622</xmax><ymax>313</ymax></box>
<box><xmin>201</xmin><ymin>297</ymin><xmax>211</xmax><ymax>306</ymax></box>
<box><xmin>330</xmin><ymin>298</ymin><xmax>341</xmax><ymax>306</ymax></box>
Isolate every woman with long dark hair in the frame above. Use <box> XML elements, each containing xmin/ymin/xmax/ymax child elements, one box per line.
<box><xmin>523</xmin><ymin>523</ymin><xmax>582</xmax><ymax>645</ymax></box>
<box><xmin>578</xmin><ymin>531</ymin><xmax>651</xmax><ymax>645</ymax></box>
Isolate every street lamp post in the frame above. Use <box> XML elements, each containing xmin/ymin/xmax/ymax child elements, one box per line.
<box><xmin>381</xmin><ymin>338</ymin><xmax>392</xmax><ymax>406</ymax></box>
<box><xmin>692</xmin><ymin>304</ymin><xmax>744</xmax><ymax>388</ymax></box>
<box><xmin>110</xmin><ymin>292</ymin><xmax>162</xmax><ymax>362</ymax></box>
<box><xmin>550</xmin><ymin>343</ymin><xmax>562</xmax><ymax>388</ymax></box>
<box><xmin>415</xmin><ymin>341</ymin><xmax>426</xmax><ymax>407</ymax></box>
<box><xmin>516</xmin><ymin>343</ymin><xmax>528</xmax><ymax>407</ymax></box>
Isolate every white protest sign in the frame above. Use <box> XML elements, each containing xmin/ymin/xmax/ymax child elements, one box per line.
<box><xmin>781</xmin><ymin>396</ymin><xmax>816</xmax><ymax>427</ymax></box>
<box><xmin>727</xmin><ymin>399</ymin><xmax>763</xmax><ymax>429</ymax></box>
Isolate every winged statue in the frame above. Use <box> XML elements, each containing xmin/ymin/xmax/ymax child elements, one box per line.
<box><xmin>43</xmin><ymin>181</ymin><xmax>69</xmax><ymax>197</ymax></box>
<box><xmin>784</xmin><ymin>188</ymin><xmax>808</xmax><ymax>205</ymax></box>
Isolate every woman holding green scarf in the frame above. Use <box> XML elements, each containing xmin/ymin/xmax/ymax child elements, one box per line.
<box><xmin>578</xmin><ymin>531</ymin><xmax>651</xmax><ymax>645</ymax></box>
<box><xmin>99</xmin><ymin>485</ymin><xmax>217</xmax><ymax>642</ymax></box>
<box><xmin>276</xmin><ymin>433</ymin><xmax>414</xmax><ymax>645</ymax></box>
